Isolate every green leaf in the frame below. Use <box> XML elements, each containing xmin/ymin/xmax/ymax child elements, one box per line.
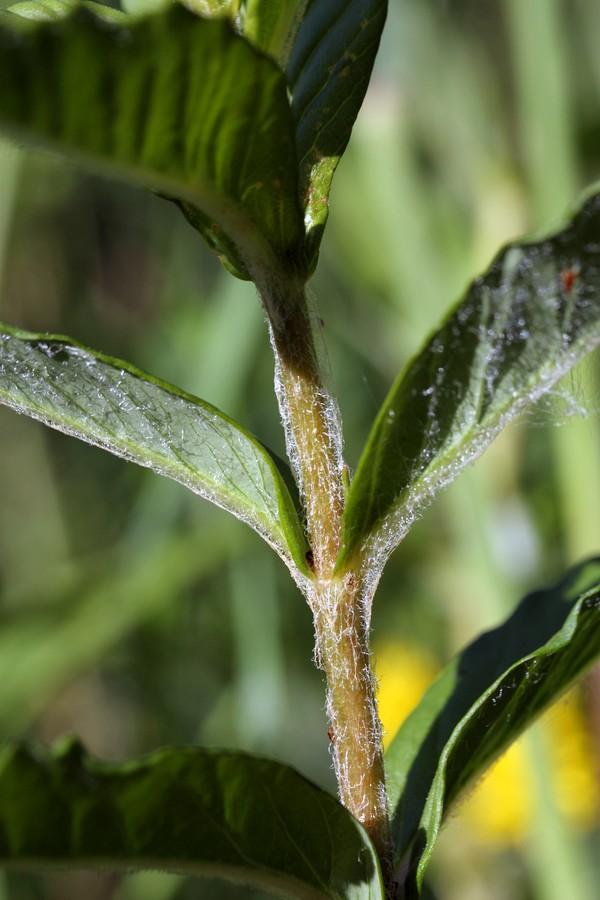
<box><xmin>243</xmin><ymin>0</ymin><xmax>308</xmax><ymax>64</ymax></box>
<box><xmin>287</xmin><ymin>0</ymin><xmax>387</xmax><ymax>270</ymax></box>
<box><xmin>337</xmin><ymin>190</ymin><xmax>600</xmax><ymax>572</ymax></box>
<box><xmin>183</xmin><ymin>0</ymin><xmax>241</xmax><ymax>18</ymax></box>
<box><xmin>7</xmin><ymin>0</ymin><xmax>77</xmax><ymax>20</ymax></box>
<box><xmin>384</xmin><ymin>559</ymin><xmax>600</xmax><ymax>897</ymax></box>
<box><xmin>0</xmin><ymin>739</ymin><xmax>384</xmax><ymax>900</ymax></box>
<box><xmin>0</xmin><ymin>324</ymin><xmax>310</xmax><ymax>580</ymax></box>
<box><xmin>0</xmin><ymin>3</ymin><xmax>305</xmax><ymax>279</ymax></box>
<box><xmin>121</xmin><ymin>0</ymin><xmax>169</xmax><ymax>17</ymax></box>
<box><xmin>7</xmin><ymin>0</ymin><xmax>128</xmax><ymax>23</ymax></box>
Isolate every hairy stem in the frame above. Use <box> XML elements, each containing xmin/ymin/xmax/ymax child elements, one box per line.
<box><xmin>263</xmin><ymin>277</ymin><xmax>345</xmax><ymax>576</ymax></box>
<box><xmin>256</xmin><ymin>273</ymin><xmax>394</xmax><ymax>892</ymax></box>
<box><xmin>313</xmin><ymin>575</ymin><xmax>394</xmax><ymax>891</ymax></box>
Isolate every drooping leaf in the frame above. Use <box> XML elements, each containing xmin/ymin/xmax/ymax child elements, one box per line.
<box><xmin>337</xmin><ymin>190</ymin><xmax>600</xmax><ymax>572</ymax></box>
<box><xmin>384</xmin><ymin>559</ymin><xmax>600</xmax><ymax>897</ymax></box>
<box><xmin>0</xmin><ymin>324</ymin><xmax>310</xmax><ymax>580</ymax></box>
<box><xmin>0</xmin><ymin>3</ymin><xmax>305</xmax><ymax>279</ymax></box>
<box><xmin>0</xmin><ymin>739</ymin><xmax>384</xmax><ymax>900</ymax></box>
<box><xmin>287</xmin><ymin>0</ymin><xmax>387</xmax><ymax>271</ymax></box>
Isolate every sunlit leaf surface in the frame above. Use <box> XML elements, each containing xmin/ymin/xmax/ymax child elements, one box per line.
<box><xmin>338</xmin><ymin>190</ymin><xmax>600</xmax><ymax>572</ymax></box>
<box><xmin>7</xmin><ymin>0</ymin><xmax>128</xmax><ymax>23</ymax></box>
<box><xmin>0</xmin><ymin>325</ymin><xmax>309</xmax><ymax>578</ymax></box>
<box><xmin>0</xmin><ymin>3</ymin><xmax>305</xmax><ymax>278</ymax></box>
<box><xmin>385</xmin><ymin>559</ymin><xmax>600</xmax><ymax>897</ymax></box>
<box><xmin>0</xmin><ymin>739</ymin><xmax>384</xmax><ymax>900</ymax></box>
<box><xmin>243</xmin><ymin>0</ymin><xmax>307</xmax><ymax>62</ymax></box>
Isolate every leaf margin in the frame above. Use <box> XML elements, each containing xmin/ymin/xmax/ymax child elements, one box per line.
<box><xmin>0</xmin><ymin>737</ymin><xmax>386</xmax><ymax>900</ymax></box>
<box><xmin>384</xmin><ymin>559</ymin><xmax>600</xmax><ymax>896</ymax></box>
<box><xmin>0</xmin><ymin>322</ymin><xmax>310</xmax><ymax>579</ymax></box>
<box><xmin>336</xmin><ymin>187</ymin><xmax>600</xmax><ymax>574</ymax></box>
<box><xmin>287</xmin><ymin>0</ymin><xmax>388</xmax><ymax>271</ymax></box>
<box><xmin>0</xmin><ymin>2</ymin><xmax>307</xmax><ymax>280</ymax></box>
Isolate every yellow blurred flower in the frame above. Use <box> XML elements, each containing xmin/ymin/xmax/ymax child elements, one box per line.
<box><xmin>375</xmin><ymin>640</ymin><xmax>440</xmax><ymax>751</ymax></box>
<box><xmin>458</xmin><ymin>740</ymin><xmax>532</xmax><ymax>844</ymax></box>
<box><xmin>375</xmin><ymin>641</ymin><xmax>600</xmax><ymax>846</ymax></box>
<box><xmin>458</xmin><ymin>691</ymin><xmax>600</xmax><ymax>844</ymax></box>
<box><xmin>541</xmin><ymin>692</ymin><xmax>599</xmax><ymax>830</ymax></box>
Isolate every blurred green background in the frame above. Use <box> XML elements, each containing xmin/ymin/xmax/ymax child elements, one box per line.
<box><xmin>0</xmin><ymin>0</ymin><xmax>599</xmax><ymax>898</ymax></box>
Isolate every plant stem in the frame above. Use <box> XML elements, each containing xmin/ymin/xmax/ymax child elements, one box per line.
<box><xmin>257</xmin><ymin>273</ymin><xmax>395</xmax><ymax>894</ymax></box>
<box><xmin>314</xmin><ymin>575</ymin><xmax>395</xmax><ymax>893</ymax></box>
<box><xmin>263</xmin><ymin>277</ymin><xmax>345</xmax><ymax>575</ymax></box>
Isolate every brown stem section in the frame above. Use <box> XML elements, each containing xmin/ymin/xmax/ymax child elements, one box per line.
<box><xmin>264</xmin><ymin>278</ymin><xmax>344</xmax><ymax>576</ymax></box>
<box><xmin>314</xmin><ymin>576</ymin><xmax>395</xmax><ymax>892</ymax></box>
<box><xmin>257</xmin><ymin>274</ymin><xmax>395</xmax><ymax>894</ymax></box>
